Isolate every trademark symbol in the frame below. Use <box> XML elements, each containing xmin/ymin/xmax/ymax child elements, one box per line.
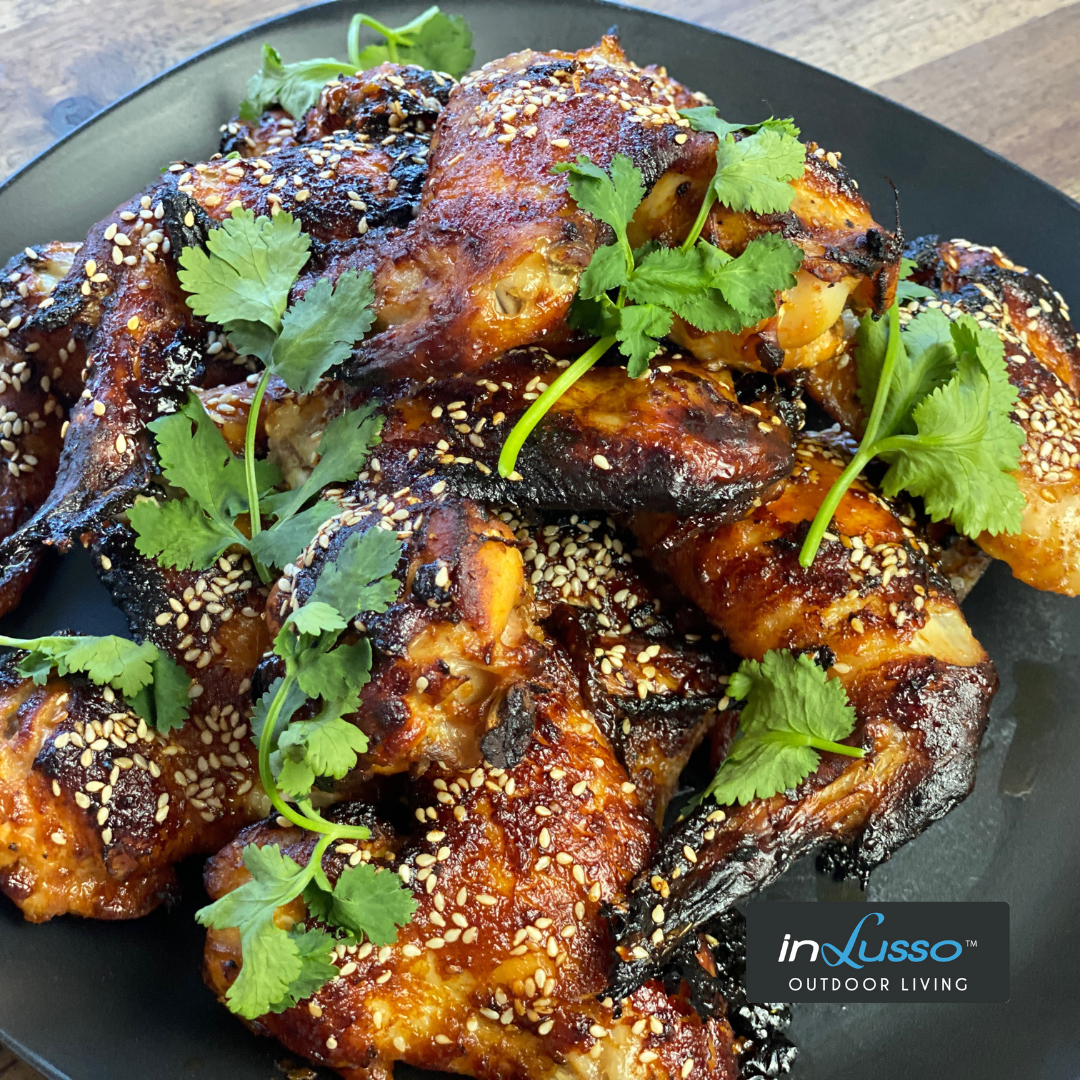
<box><xmin>966</xmin><ymin>939</ymin><xmax>978</xmax><ymax>948</ymax></box>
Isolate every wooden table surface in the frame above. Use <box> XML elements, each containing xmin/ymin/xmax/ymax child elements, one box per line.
<box><xmin>1</xmin><ymin>0</ymin><xmax>1078</xmax><ymax>1076</ymax></box>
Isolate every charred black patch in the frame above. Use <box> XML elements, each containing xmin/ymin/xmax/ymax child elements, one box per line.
<box><xmin>481</xmin><ymin>682</ymin><xmax>543</xmax><ymax>768</ymax></box>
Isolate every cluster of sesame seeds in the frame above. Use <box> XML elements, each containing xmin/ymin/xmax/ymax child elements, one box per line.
<box><xmin>146</xmin><ymin>550</ymin><xmax>264</xmax><ymax>645</ymax></box>
<box><xmin>50</xmin><ymin>699</ymin><xmax>163</xmax><ymax>847</ymax></box>
<box><xmin>176</xmin><ymin>700</ymin><xmax>255</xmax><ymax>822</ymax></box>
<box><xmin>461</xmin><ymin>52</ymin><xmax>692</xmax><ymax>151</ymax></box>
<box><xmin>82</xmin><ymin>196</ymin><xmax>169</xmax><ymax>289</ymax></box>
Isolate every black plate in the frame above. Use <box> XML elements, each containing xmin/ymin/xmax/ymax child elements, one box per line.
<box><xmin>2</xmin><ymin>3</ymin><xmax>1079</xmax><ymax>1078</ymax></box>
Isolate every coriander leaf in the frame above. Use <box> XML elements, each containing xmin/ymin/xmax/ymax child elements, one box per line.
<box><xmin>276</xmin><ymin>697</ymin><xmax>367</xmax><ymax>798</ymax></box>
<box><xmin>129</xmin><ymin>496</ymin><xmax>240</xmax><ymax>570</ymax></box>
<box><xmin>178</xmin><ymin>207</ymin><xmax>311</xmax><ymax>333</ymax></box>
<box><xmin>275</xmin><ymin>755</ymin><xmax>316</xmax><ymax>800</ymax></box>
<box><xmin>148</xmin><ymin>395</ymin><xmax>276</xmax><ymax>521</ymax></box>
<box><xmin>240</xmin><ymin>45</ymin><xmax>355</xmax><ymax>123</ymax></box>
<box><xmin>859</xmin><ymin>307</ymin><xmax>955</xmax><ymax>437</ymax></box>
<box><xmin>578</xmin><ymin>243</ymin><xmax>630</xmax><ymax>300</ymax></box>
<box><xmin>270</xmin><ymin>270</ymin><xmax>376</xmax><ymax>394</ymax></box>
<box><xmin>354</xmin><ymin>9</ymin><xmax>474</xmax><ymax>77</ymax></box>
<box><xmin>295</xmin><ymin>638</ymin><xmax>373</xmax><ymax>703</ymax></box>
<box><xmin>288</xmin><ymin>601</ymin><xmax>348</xmax><ymax>637</ymax></box>
<box><xmin>567</xmin><ymin>293</ymin><xmax>622</xmax><ymax>338</ymax></box>
<box><xmin>249</xmin><ymin>500</ymin><xmax>339</xmax><ymax>569</ymax></box>
<box><xmin>703</xmin><ymin>650</ymin><xmax>861</xmax><ymax>807</ymax></box>
<box><xmin>267</xmin><ymin>927</ymin><xmax>339</xmax><ymax>1013</ymax></box>
<box><xmin>137</xmin><ymin>648</ymin><xmax>192</xmax><ymax>734</ymax></box>
<box><xmin>626</xmin><ymin>245</ymin><xmax>707</xmax><ymax>313</ymax></box>
<box><xmin>308</xmin><ymin>527</ymin><xmax>402</xmax><ymax>619</ymax></box>
<box><xmin>615</xmin><ymin>303</ymin><xmax>672</xmax><ymax>377</ymax></box>
<box><xmin>703</xmin><ymin>233</ymin><xmax>803</xmax><ymax>322</ymax></box>
<box><xmin>269</xmin><ymin>404</ymin><xmax>383</xmax><ymax>525</ymax></box>
<box><xmin>710</xmin><ymin>126</ymin><xmax>805</xmax><ymax>215</ymax></box>
<box><xmin>325</xmin><ymin>862</ymin><xmax>417</xmax><ymax>945</ymax></box>
<box><xmin>224</xmin><ymin>319</ymin><xmax>279</xmax><ymax>364</ymax></box>
<box><xmin>680</xmin><ymin>107</ymin><xmax>800</xmax><ymax>141</ymax></box>
<box><xmin>2</xmin><ymin>634</ymin><xmax>159</xmax><ymax>698</ymax></box>
<box><xmin>552</xmin><ymin>153</ymin><xmax>643</xmax><ymax>241</ymax></box>
<box><xmin>196</xmin><ymin>842</ymin><xmax>322</xmax><ymax>1019</ymax></box>
<box><xmin>878</xmin><ymin>352</ymin><xmax>1025</xmax><ymax>536</ymax></box>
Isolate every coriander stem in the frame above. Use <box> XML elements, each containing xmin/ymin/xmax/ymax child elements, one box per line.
<box><xmin>497</xmin><ymin>335</ymin><xmax>616</xmax><ymax>478</ymax></box>
<box><xmin>256</xmin><ymin>674</ymin><xmax>370</xmax><ymax>840</ymax></box>
<box><xmin>681</xmin><ymin>186</ymin><xmax>718</xmax><ymax>253</ymax></box>
<box><xmin>806</xmin><ymin>737</ymin><xmax>866</xmax><ymax>759</ymax></box>
<box><xmin>798</xmin><ymin>301</ymin><xmax>902</xmax><ymax>567</ymax></box>
<box><xmin>245</xmin><ymin>368</ymin><xmax>272</xmax><ymax>541</ymax></box>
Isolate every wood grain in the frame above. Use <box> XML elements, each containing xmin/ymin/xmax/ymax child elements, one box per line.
<box><xmin>1</xmin><ymin>1</ymin><xmax>1077</xmax><ymax>1077</ymax></box>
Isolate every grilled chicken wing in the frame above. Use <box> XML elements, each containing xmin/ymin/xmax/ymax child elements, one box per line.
<box><xmin>904</xmin><ymin>236</ymin><xmax>1080</xmax><ymax>595</ymax></box>
<box><xmin>670</xmin><ymin>146</ymin><xmax>900</xmax><ymax>374</ymax></box>
<box><xmin>331</xmin><ymin>37</ymin><xmax>716</xmax><ymax>386</ymax></box>
<box><xmin>607</xmin><ymin>433</ymin><xmax>996</xmax><ymax>996</ymax></box>
<box><xmin>0</xmin><ymin>525</ymin><xmax>269</xmax><ymax>921</ymax></box>
<box><xmin>203</xmin><ymin>647</ymin><xmax>745</xmax><ymax>1080</ymax></box>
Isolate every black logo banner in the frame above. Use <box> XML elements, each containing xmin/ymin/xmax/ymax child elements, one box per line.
<box><xmin>745</xmin><ymin>901</ymin><xmax>1009</xmax><ymax>1003</ymax></box>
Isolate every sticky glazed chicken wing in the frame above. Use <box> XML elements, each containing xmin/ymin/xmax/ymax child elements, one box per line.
<box><xmin>202</xmin><ymin>650</ymin><xmax>748</xmax><ymax>1080</ymax></box>
<box><xmin>668</xmin><ymin>145</ymin><xmax>901</xmax><ymax>375</ymax></box>
<box><xmin>336</xmin><ymin>37</ymin><xmax>718</xmax><ymax>385</ymax></box>
<box><xmin>607</xmin><ymin>433</ymin><xmax>996</xmax><ymax>997</ymax></box>
<box><xmin>0</xmin><ymin>526</ymin><xmax>270</xmax><ymax>921</ymax></box>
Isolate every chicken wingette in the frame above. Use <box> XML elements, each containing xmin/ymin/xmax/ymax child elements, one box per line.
<box><xmin>202</xmin><ymin>649</ymin><xmax>747</xmax><ymax>1080</ymax></box>
<box><xmin>607</xmin><ymin>433</ymin><xmax>996</xmax><ymax>997</ymax></box>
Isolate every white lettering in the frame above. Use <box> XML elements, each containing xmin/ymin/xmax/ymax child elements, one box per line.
<box><xmin>790</xmin><ymin>939</ymin><xmax>819</xmax><ymax>962</ymax></box>
<box><xmin>788</xmin><ymin>978</ymin><xmax>802</xmax><ymax>992</ymax></box>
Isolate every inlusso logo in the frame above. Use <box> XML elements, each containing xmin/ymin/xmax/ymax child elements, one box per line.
<box><xmin>745</xmin><ymin>901</ymin><xmax>1010</xmax><ymax>1004</ymax></box>
<box><xmin>776</xmin><ymin>911</ymin><xmax>964</xmax><ymax>969</ymax></box>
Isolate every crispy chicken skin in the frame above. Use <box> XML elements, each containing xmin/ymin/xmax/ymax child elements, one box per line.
<box><xmin>669</xmin><ymin>146</ymin><xmax>900</xmax><ymax>374</ymax></box>
<box><xmin>607</xmin><ymin>434</ymin><xmax>996</xmax><ymax>995</ymax></box>
<box><xmin>0</xmin><ymin>528</ymin><xmax>270</xmax><ymax>920</ymax></box>
<box><xmin>203</xmin><ymin>652</ymin><xmax>741</xmax><ymax>1080</ymax></box>
<box><xmin>904</xmin><ymin>237</ymin><xmax>1080</xmax><ymax>595</ymax></box>
<box><xmin>374</xmin><ymin>347</ymin><xmax>798</xmax><ymax>517</ymax></box>
<box><xmin>334</xmin><ymin>37</ymin><xmax>717</xmax><ymax>386</ymax></box>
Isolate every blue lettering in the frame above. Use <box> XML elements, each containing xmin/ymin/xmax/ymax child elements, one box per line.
<box><xmin>908</xmin><ymin>940</ymin><xmax>929</xmax><ymax>962</ymax></box>
<box><xmin>888</xmin><ymin>940</ymin><xmax>910</xmax><ymax>962</ymax></box>
<box><xmin>822</xmin><ymin>912</ymin><xmax>885</xmax><ymax>970</ymax></box>
<box><xmin>930</xmin><ymin>940</ymin><xmax>962</xmax><ymax>962</ymax></box>
<box><xmin>857</xmin><ymin>938</ymin><xmax>887</xmax><ymax>963</ymax></box>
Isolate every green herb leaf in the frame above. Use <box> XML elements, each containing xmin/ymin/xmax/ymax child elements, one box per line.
<box><xmin>240</xmin><ymin>45</ymin><xmax>355</xmax><ymax>123</ymax></box>
<box><xmin>616</xmin><ymin>303</ymin><xmax>672</xmax><ymax>377</ymax></box>
<box><xmin>252</xmin><ymin>677</ymin><xmax>307</xmax><ymax>752</ymax></box>
<box><xmin>268</xmin><ymin>404</ymin><xmax>383</xmax><ymax>525</ymax></box>
<box><xmin>178</xmin><ymin>207</ymin><xmax>311</xmax><ymax>333</ymax></box>
<box><xmin>703</xmin><ymin>233</ymin><xmax>804</xmax><ymax>322</ymax></box>
<box><xmin>275</xmin><ymin>696</ymin><xmax>367</xmax><ymax>798</ymax></box>
<box><xmin>351</xmin><ymin>7</ymin><xmax>474</xmax><ymax>77</ymax></box>
<box><xmin>248</xmin><ymin>500</ymin><xmax>339</xmax><ymax>570</ymax></box>
<box><xmin>293</xmin><ymin>638</ymin><xmax>373</xmax><ymax>704</ymax></box>
<box><xmin>135</xmin><ymin>653</ymin><xmax>192</xmax><ymax>734</ymax></box>
<box><xmin>129</xmin><ymin>496</ymin><xmax>240</xmax><ymax>570</ymax></box>
<box><xmin>552</xmin><ymin>153</ymin><xmax>643</xmax><ymax>246</ymax></box>
<box><xmin>4</xmin><ymin>634</ymin><xmax>159</xmax><ymax>698</ymax></box>
<box><xmin>578</xmin><ymin>242</ymin><xmax>631</xmax><ymax>299</ymax></box>
<box><xmin>896</xmin><ymin>256</ymin><xmax>937</xmax><ymax>302</ymax></box>
<box><xmin>703</xmin><ymin>650</ymin><xmax>862</xmax><ymax>807</ymax></box>
<box><xmin>287</xmin><ymin>601</ymin><xmax>348</xmax><ymax>637</ymax></box>
<box><xmin>679</xmin><ymin>108</ymin><xmax>800</xmax><ymax>141</ymax></box>
<box><xmin>269</xmin><ymin>270</ymin><xmax>376</xmax><ymax>394</ymax></box>
<box><xmin>322</xmin><ymin>862</ymin><xmax>417</xmax><ymax>944</ymax></box>
<box><xmin>307</xmin><ymin>528</ymin><xmax>402</xmax><ymax>619</ymax></box>
<box><xmin>195</xmin><ymin>842</ymin><xmax>333</xmax><ymax>1019</ymax></box>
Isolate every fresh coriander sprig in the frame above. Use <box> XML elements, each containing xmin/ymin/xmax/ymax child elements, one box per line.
<box><xmin>702</xmin><ymin>649</ymin><xmax>864</xmax><ymax>807</ymax></box>
<box><xmin>196</xmin><ymin>524</ymin><xmax>413</xmax><ymax>1019</ymax></box>
<box><xmin>677</xmin><ymin>109</ymin><xmax>804</xmax><ymax>252</ymax></box>
<box><xmin>130</xmin><ymin>207</ymin><xmax>379</xmax><ymax>580</ymax></box>
<box><xmin>0</xmin><ymin>634</ymin><xmax>189</xmax><ymax>733</ymax></box>
<box><xmin>497</xmin><ymin>144</ymin><xmax>804</xmax><ymax>477</ymax></box>
<box><xmin>798</xmin><ymin>300</ymin><xmax>1026</xmax><ymax>567</ymax></box>
<box><xmin>347</xmin><ymin>6</ymin><xmax>473</xmax><ymax>75</ymax></box>
<box><xmin>240</xmin><ymin>7</ymin><xmax>474</xmax><ymax>123</ymax></box>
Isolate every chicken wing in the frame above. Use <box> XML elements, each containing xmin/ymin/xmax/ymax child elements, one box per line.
<box><xmin>202</xmin><ymin>648</ymin><xmax>747</xmax><ymax>1080</ymax></box>
<box><xmin>669</xmin><ymin>146</ymin><xmax>900</xmax><ymax>374</ymax></box>
<box><xmin>607</xmin><ymin>433</ymin><xmax>996</xmax><ymax>997</ymax></box>
<box><xmin>0</xmin><ymin>526</ymin><xmax>269</xmax><ymax>921</ymax></box>
<box><xmin>332</xmin><ymin>37</ymin><xmax>717</xmax><ymax>385</ymax></box>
